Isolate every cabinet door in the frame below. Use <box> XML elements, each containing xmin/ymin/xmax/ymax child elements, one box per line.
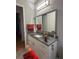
<box><xmin>28</xmin><ymin>35</ymin><xmax>39</xmax><ymax>52</ymax></box>
<box><xmin>34</xmin><ymin>39</ymin><xmax>49</xmax><ymax>59</ymax></box>
<box><xmin>28</xmin><ymin>35</ymin><xmax>35</xmax><ymax>50</ymax></box>
<box><xmin>49</xmin><ymin>41</ymin><xmax>57</xmax><ymax>59</ymax></box>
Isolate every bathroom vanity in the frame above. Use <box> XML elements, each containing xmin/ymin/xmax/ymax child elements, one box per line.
<box><xmin>27</xmin><ymin>10</ymin><xmax>58</xmax><ymax>59</ymax></box>
<box><xmin>28</xmin><ymin>33</ymin><xmax>57</xmax><ymax>59</ymax></box>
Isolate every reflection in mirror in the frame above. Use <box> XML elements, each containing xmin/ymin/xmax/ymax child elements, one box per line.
<box><xmin>42</xmin><ymin>11</ymin><xmax>56</xmax><ymax>32</ymax></box>
<box><xmin>35</xmin><ymin>16</ymin><xmax>42</xmax><ymax>32</ymax></box>
<box><xmin>34</xmin><ymin>10</ymin><xmax>56</xmax><ymax>34</ymax></box>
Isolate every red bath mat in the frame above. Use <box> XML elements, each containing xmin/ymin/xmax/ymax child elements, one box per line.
<box><xmin>23</xmin><ymin>50</ymin><xmax>38</xmax><ymax>59</ymax></box>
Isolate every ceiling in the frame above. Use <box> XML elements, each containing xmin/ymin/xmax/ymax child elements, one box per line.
<box><xmin>26</xmin><ymin>0</ymin><xmax>39</xmax><ymax>10</ymax></box>
<box><xmin>27</xmin><ymin>0</ymin><xmax>38</xmax><ymax>4</ymax></box>
<box><xmin>27</xmin><ymin>0</ymin><xmax>44</xmax><ymax>4</ymax></box>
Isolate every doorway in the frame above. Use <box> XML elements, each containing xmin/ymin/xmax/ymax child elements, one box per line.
<box><xmin>16</xmin><ymin>5</ymin><xmax>25</xmax><ymax>51</ymax></box>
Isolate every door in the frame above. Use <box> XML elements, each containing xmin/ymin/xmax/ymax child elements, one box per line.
<box><xmin>16</xmin><ymin>5</ymin><xmax>24</xmax><ymax>41</ymax></box>
<box><xmin>16</xmin><ymin>6</ymin><xmax>25</xmax><ymax>51</ymax></box>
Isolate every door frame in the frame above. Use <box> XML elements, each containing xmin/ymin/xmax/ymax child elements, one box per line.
<box><xmin>16</xmin><ymin>3</ymin><xmax>27</xmax><ymax>47</ymax></box>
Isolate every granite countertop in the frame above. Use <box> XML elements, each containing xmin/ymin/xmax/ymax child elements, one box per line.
<box><xmin>28</xmin><ymin>32</ymin><xmax>57</xmax><ymax>46</ymax></box>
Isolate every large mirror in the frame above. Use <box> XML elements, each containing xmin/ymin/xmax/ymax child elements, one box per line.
<box><xmin>34</xmin><ymin>10</ymin><xmax>56</xmax><ymax>33</ymax></box>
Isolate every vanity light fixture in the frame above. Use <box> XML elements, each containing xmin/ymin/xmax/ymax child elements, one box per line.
<box><xmin>37</xmin><ymin>0</ymin><xmax>49</xmax><ymax>10</ymax></box>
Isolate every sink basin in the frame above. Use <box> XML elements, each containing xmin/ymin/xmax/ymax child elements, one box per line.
<box><xmin>34</xmin><ymin>34</ymin><xmax>42</xmax><ymax>38</ymax></box>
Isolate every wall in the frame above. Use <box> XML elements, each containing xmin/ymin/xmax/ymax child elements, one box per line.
<box><xmin>35</xmin><ymin>0</ymin><xmax>63</xmax><ymax>59</ymax></box>
<box><xmin>16</xmin><ymin>0</ymin><xmax>35</xmax><ymax>24</ymax></box>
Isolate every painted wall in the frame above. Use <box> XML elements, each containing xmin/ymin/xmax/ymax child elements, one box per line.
<box><xmin>35</xmin><ymin>0</ymin><xmax>63</xmax><ymax>59</ymax></box>
<box><xmin>16</xmin><ymin>0</ymin><xmax>35</xmax><ymax>24</ymax></box>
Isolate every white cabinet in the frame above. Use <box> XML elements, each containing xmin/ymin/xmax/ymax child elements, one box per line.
<box><xmin>28</xmin><ymin>35</ymin><xmax>57</xmax><ymax>59</ymax></box>
<box><xmin>49</xmin><ymin>41</ymin><xmax>57</xmax><ymax>59</ymax></box>
<box><xmin>34</xmin><ymin>37</ymin><xmax>49</xmax><ymax>59</ymax></box>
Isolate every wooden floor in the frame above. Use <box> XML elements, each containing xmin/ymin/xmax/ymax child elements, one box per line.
<box><xmin>16</xmin><ymin>36</ymin><xmax>25</xmax><ymax>51</ymax></box>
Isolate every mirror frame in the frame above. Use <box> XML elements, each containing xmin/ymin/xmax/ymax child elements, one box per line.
<box><xmin>34</xmin><ymin>9</ymin><xmax>57</xmax><ymax>34</ymax></box>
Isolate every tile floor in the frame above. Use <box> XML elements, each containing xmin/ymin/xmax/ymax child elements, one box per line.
<box><xmin>16</xmin><ymin>36</ymin><xmax>59</xmax><ymax>59</ymax></box>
